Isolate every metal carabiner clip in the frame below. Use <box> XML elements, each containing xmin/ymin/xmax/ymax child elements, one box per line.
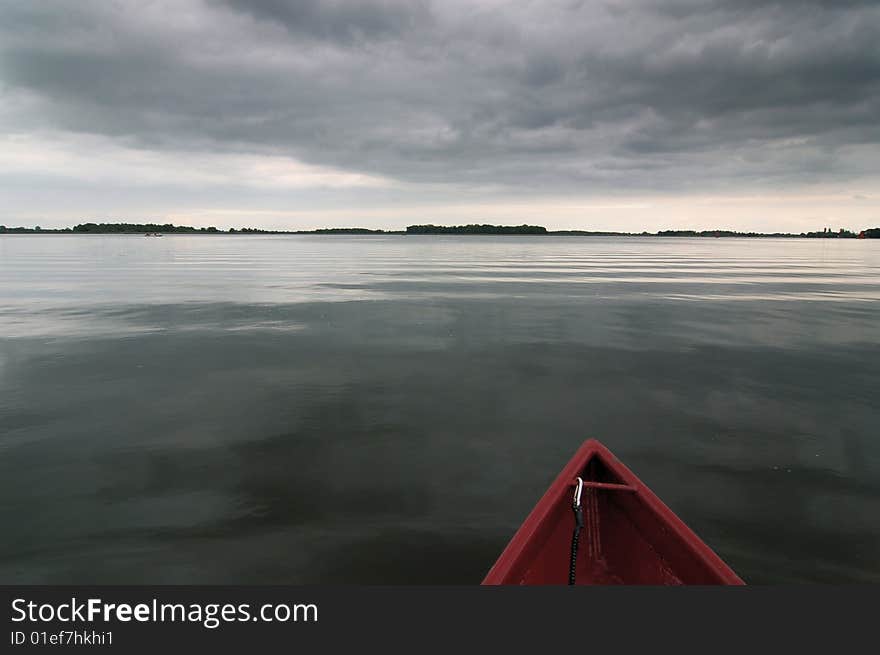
<box><xmin>573</xmin><ymin>476</ymin><xmax>584</xmax><ymax>508</ymax></box>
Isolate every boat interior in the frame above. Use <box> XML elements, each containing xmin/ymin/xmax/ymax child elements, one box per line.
<box><xmin>509</xmin><ymin>453</ymin><xmax>727</xmax><ymax>585</ymax></box>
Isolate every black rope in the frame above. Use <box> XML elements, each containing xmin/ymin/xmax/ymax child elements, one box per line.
<box><xmin>569</xmin><ymin>492</ymin><xmax>584</xmax><ymax>585</ymax></box>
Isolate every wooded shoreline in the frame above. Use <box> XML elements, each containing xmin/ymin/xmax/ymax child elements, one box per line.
<box><xmin>2</xmin><ymin>223</ymin><xmax>878</xmax><ymax>238</ymax></box>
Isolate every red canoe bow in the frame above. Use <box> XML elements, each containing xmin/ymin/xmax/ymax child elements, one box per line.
<box><xmin>482</xmin><ymin>439</ymin><xmax>744</xmax><ymax>585</ymax></box>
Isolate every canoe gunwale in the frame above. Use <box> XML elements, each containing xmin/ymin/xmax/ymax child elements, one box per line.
<box><xmin>481</xmin><ymin>439</ymin><xmax>744</xmax><ymax>585</ymax></box>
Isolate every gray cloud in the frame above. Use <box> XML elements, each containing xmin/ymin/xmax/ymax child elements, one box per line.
<box><xmin>1</xmin><ymin>0</ymin><xmax>879</xmax><ymax>195</ymax></box>
<box><xmin>217</xmin><ymin>0</ymin><xmax>434</xmax><ymax>41</ymax></box>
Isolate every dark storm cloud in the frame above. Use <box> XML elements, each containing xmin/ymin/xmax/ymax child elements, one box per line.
<box><xmin>0</xmin><ymin>0</ymin><xmax>878</xmax><ymax>191</ymax></box>
<box><xmin>217</xmin><ymin>0</ymin><xmax>433</xmax><ymax>41</ymax></box>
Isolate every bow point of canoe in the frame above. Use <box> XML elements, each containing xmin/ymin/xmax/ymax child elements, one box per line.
<box><xmin>482</xmin><ymin>439</ymin><xmax>744</xmax><ymax>585</ymax></box>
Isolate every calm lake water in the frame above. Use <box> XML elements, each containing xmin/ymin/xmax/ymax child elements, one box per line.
<box><xmin>1</xmin><ymin>234</ymin><xmax>878</xmax><ymax>583</ymax></box>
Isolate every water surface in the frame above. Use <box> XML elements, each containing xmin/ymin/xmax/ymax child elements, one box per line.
<box><xmin>1</xmin><ymin>235</ymin><xmax>878</xmax><ymax>583</ymax></box>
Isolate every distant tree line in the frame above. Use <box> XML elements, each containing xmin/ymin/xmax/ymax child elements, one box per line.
<box><xmin>655</xmin><ymin>228</ymin><xmax>873</xmax><ymax>238</ymax></box>
<box><xmin>71</xmin><ymin>222</ymin><xmax>221</xmax><ymax>233</ymax></box>
<box><xmin>550</xmin><ymin>230</ymin><xmax>642</xmax><ymax>236</ymax></box>
<box><xmin>230</xmin><ymin>227</ymin><xmax>401</xmax><ymax>234</ymax></box>
<box><xmin>0</xmin><ymin>225</ymin><xmax>67</xmax><ymax>233</ymax></box>
<box><xmin>310</xmin><ymin>227</ymin><xmax>398</xmax><ymax>234</ymax></box>
<box><xmin>3</xmin><ymin>223</ymin><xmax>880</xmax><ymax>237</ymax></box>
<box><xmin>406</xmin><ymin>224</ymin><xmax>548</xmax><ymax>234</ymax></box>
<box><xmin>801</xmin><ymin>228</ymin><xmax>858</xmax><ymax>238</ymax></box>
<box><xmin>656</xmin><ymin>229</ymin><xmax>791</xmax><ymax>237</ymax></box>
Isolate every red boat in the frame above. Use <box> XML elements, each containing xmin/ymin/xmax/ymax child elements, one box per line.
<box><xmin>482</xmin><ymin>440</ymin><xmax>744</xmax><ymax>585</ymax></box>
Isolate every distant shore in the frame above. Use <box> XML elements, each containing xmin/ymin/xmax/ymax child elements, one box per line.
<box><xmin>2</xmin><ymin>222</ymin><xmax>878</xmax><ymax>238</ymax></box>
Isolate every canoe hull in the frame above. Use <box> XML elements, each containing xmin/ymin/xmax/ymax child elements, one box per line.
<box><xmin>482</xmin><ymin>440</ymin><xmax>744</xmax><ymax>585</ymax></box>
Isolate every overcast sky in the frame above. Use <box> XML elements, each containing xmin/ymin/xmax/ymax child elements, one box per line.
<box><xmin>1</xmin><ymin>0</ymin><xmax>878</xmax><ymax>231</ymax></box>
